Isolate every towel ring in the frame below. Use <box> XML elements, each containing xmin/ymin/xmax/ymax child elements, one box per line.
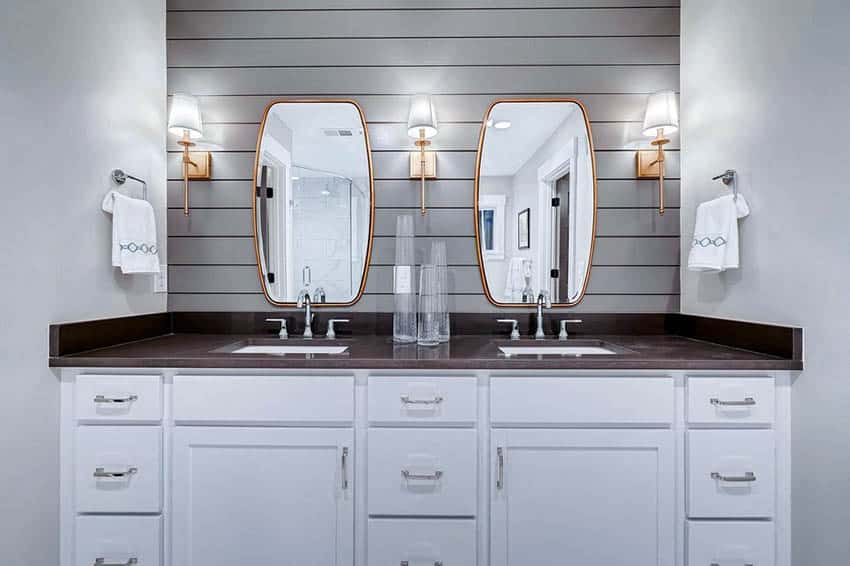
<box><xmin>112</xmin><ymin>169</ymin><xmax>147</xmax><ymax>201</ymax></box>
<box><xmin>712</xmin><ymin>169</ymin><xmax>738</xmax><ymax>199</ymax></box>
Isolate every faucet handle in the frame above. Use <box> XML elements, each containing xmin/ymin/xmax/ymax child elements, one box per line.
<box><xmin>326</xmin><ymin>319</ymin><xmax>350</xmax><ymax>340</ymax></box>
<box><xmin>558</xmin><ymin>319</ymin><xmax>583</xmax><ymax>340</ymax></box>
<box><xmin>497</xmin><ymin>319</ymin><xmax>521</xmax><ymax>340</ymax></box>
<box><xmin>266</xmin><ymin>318</ymin><xmax>289</xmax><ymax>339</ymax></box>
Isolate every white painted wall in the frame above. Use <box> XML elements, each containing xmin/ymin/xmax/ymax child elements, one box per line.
<box><xmin>0</xmin><ymin>1</ymin><xmax>166</xmax><ymax>564</ymax></box>
<box><xmin>681</xmin><ymin>1</ymin><xmax>850</xmax><ymax>563</ymax></box>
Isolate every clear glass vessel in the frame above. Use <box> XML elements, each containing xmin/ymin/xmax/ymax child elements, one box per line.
<box><xmin>431</xmin><ymin>240</ymin><xmax>451</xmax><ymax>342</ymax></box>
<box><xmin>417</xmin><ymin>264</ymin><xmax>441</xmax><ymax>347</ymax></box>
<box><xmin>393</xmin><ymin>215</ymin><xmax>417</xmax><ymax>343</ymax></box>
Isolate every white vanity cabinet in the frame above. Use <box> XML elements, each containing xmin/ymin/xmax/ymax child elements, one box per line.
<box><xmin>59</xmin><ymin>369</ymin><xmax>791</xmax><ymax>566</ymax></box>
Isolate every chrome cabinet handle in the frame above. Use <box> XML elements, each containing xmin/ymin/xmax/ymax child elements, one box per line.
<box><xmin>711</xmin><ymin>471</ymin><xmax>756</xmax><ymax>482</ymax></box>
<box><xmin>400</xmin><ymin>562</ymin><xmax>443</xmax><ymax>566</ymax></box>
<box><xmin>710</xmin><ymin>563</ymin><xmax>753</xmax><ymax>566</ymax></box>
<box><xmin>94</xmin><ymin>559</ymin><xmax>138</xmax><ymax>566</ymax></box>
<box><xmin>341</xmin><ymin>447</ymin><xmax>349</xmax><ymax>490</ymax></box>
<box><xmin>401</xmin><ymin>469</ymin><xmax>443</xmax><ymax>481</ymax></box>
<box><xmin>400</xmin><ymin>395</ymin><xmax>444</xmax><ymax>405</ymax></box>
<box><xmin>93</xmin><ymin>395</ymin><xmax>138</xmax><ymax>404</ymax></box>
<box><xmin>496</xmin><ymin>447</ymin><xmax>504</xmax><ymax>490</ymax></box>
<box><xmin>710</xmin><ymin>397</ymin><xmax>756</xmax><ymax>407</ymax></box>
<box><xmin>93</xmin><ymin>467</ymin><xmax>138</xmax><ymax>479</ymax></box>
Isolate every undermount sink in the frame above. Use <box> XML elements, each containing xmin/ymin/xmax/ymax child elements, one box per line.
<box><xmin>498</xmin><ymin>341</ymin><xmax>618</xmax><ymax>356</ymax></box>
<box><xmin>231</xmin><ymin>344</ymin><xmax>349</xmax><ymax>355</ymax></box>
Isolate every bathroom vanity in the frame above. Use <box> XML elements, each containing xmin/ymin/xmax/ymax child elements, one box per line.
<box><xmin>51</xmin><ymin>318</ymin><xmax>800</xmax><ymax>566</ymax></box>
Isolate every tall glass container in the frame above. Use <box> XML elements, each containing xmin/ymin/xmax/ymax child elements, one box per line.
<box><xmin>431</xmin><ymin>240</ymin><xmax>451</xmax><ymax>342</ymax></box>
<box><xmin>393</xmin><ymin>215</ymin><xmax>417</xmax><ymax>343</ymax></box>
<box><xmin>417</xmin><ymin>264</ymin><xmax>441</xmax><ymax>346</ymax></box>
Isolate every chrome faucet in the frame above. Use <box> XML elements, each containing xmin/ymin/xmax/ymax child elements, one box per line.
<box><xmin>296</xmin><ymin>288</ymin><xmax>314</xmax><ymax>339</ymax></box>
<box><xmin>312</xmin><ymin>287</ymin><xmax>326</xmax><ymax>304</ymax></box>
<box><xmin>535</xmin><ymin>291</ymin><xmax>551</xmax><ymax>340</ymax></box>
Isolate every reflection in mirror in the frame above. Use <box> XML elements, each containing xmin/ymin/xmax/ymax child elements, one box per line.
<box><xmin>253</xmin><ymin>101</ymin><xmax>373</xmax><ymax>306</ymax></box>
<box><xmin>475</xmin><ymin>100</ymin><xmax>597</xmax><ymax>306</ymax></box>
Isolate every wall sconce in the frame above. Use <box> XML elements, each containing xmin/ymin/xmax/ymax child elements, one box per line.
<box><xmin>168</xmin><ymin>93</ymin><xmax>211</xmax><ymax>216</ymax></box>
<box><xmin>407</xmin><ymin>94</ymin><xmax>438</xmax><ymax>215</ymax></box>
<box><xmin>636</xmin><ymin>90</ymin><xmax>678</xmax><ymax>215</ymax></box>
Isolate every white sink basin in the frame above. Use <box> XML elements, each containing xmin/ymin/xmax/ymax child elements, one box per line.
<box><xmin>499</xmin><ymin>345</ymin><xmax>616</xmax><ymax>356</ymax></box>
<box><xmin>232</xmin><ymin>345</ymin><xmax>349</xmax><ymax>355</ymax></box>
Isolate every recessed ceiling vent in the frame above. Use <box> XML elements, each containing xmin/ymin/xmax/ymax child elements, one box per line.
<box><xmin>322</xmin><ymin>128</ymin><xmax>354</xmax><ymax>137</ymax></box>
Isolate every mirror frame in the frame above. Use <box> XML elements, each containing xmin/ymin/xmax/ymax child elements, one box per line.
<box><xmin>251</xmin><ymin>99</ymin><xmax>375</xmax><ymax>308</ymax></box>
<box><xmin>473</xmin><ymin>98</ymin><xmax>599</xmax><ymax>308</ymax></box>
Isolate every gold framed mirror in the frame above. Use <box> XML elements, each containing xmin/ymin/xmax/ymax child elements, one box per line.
<box><xmin>474</xmin><ymin>99</ymin><xmax>598</xmax><ymax>308</ymax></box>
<box><xmin>252</xmin><ymin>99</ymin><xmax>375</xmax><ymax>307</ymax></box>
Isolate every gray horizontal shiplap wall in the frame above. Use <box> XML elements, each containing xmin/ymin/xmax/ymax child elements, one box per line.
<box><xmin>166</xmin><ymin>0</ymin><xmax>681</xmax><ymax>313</ymax></box>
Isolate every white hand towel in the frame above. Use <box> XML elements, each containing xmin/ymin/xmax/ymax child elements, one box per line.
<box><xmin>503</xmin><ymin>257</ymin><xmax>527</xmax><ymax>301</ymax></box>
<box><xmin>101</xmin><ymin>190</ymin><xmax>161</xmax><ymax>274</ymax></box>
<box><xmin>688</xmin><ymin>194</ymin><xmax>750</xmax><ymax>272</ymax></box>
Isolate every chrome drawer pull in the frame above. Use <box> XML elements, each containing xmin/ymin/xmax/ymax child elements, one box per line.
<box><xmin>400</xmin><ymin>562</ymin><xmax>443</xmax><ymax>566</ymax></box>
<box><xmin>341</xmin><ymin>447</ymin><xmax>349</xmax><ymax>490</ymax></box>
<box><xmin>710</xmin><ymin>563</ymin><xmax>753</xmax><ymax>566</ymax></box>
<box><xmin>401</xmin><ymin>469</ymin><xmax>443</xmax><ymax>481</ymax></box>
<box><xmin>400</xmin><ymin>395</ymin><xmax>444</xmax><ymax>405</ymax></box>
<box><xmin>93</xmin><ymin>467</ymin><xmax>138</xmax><ymax>479</ymax></box>
<box><xmin>93</xmin><ymin>394</ymin><xmax>138</xmax><ymax>404</ymax></box>
<box><xmin>496</xmin><ymin>447</ymin><xmax>504</xmax><ymax>490</ymax></box>
<box><xmin>710</xmin><ymin>396</ymin><xmax>755</xmax><ymax>407</ymax></box>
<box><xmin>711</xmin><ymin>471</ymin><xmax>756</xmax><ymax>482</ymax></box>
<box><xmin>94</xmin><ymin>558</ymin><xmax>138</xmax><ymax>566</ymax></box>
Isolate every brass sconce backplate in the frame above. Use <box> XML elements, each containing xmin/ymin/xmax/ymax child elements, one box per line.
<box><xmin>187</xmin><ymin>151</ymin><xmax>212</xmax><ymax>179</ymax></box>
<box><xmin>409</xmin><ymin>151</ymin><xmax>437</xmax><ymax>178</ymax></box>
<box><xmin>636</xmin><ymin>150</ymin><xmax>662</xmax><ymax>178</ymax></box>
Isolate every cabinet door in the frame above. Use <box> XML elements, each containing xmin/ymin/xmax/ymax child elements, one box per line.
<box><xmin>172</xmin><ymin>427</ymin><xmax>354</xmax><ymax>566</ymax></box>
<box><xmin>491</xmin><ymin>429</ymin><xmax>674</xmax><ymax>566</ymax></box>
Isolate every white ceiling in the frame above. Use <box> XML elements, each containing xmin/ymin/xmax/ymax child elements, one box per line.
<box><xmin>480</xmin><ymin>102</ymin><xmax>578</xmax><ymax>176</ymax></box>
<box><xmin>265</xmin><ymin>102</ymin><xmax>369</xmax><ymax>180</ymax></box>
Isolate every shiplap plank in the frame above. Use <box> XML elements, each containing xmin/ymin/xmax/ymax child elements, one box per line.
<box><xmin>168</xmin><ymin>209</ymin><xmax>253</xmax><ymax>236</ymax></box>
<box><xmin>592</xmin><ymin>237</ymin><xmax>679</xmax><ymax>265</ymax></box>
<box><xmin>168</xmin><ymin>66</ymin><xmax>679</xmax><ymax>96</ymax></box>
<box><xmin>168</xmin><ymin>37</ymin><xmax>679</xmax><ymax>67</ymax></box>
<box><xmin>167</xmin><ymin>150</ymin><xmax>680</xmax><ymax>181</ymax></box>
<box><xmin>168</xmin><ymin>292</ymin><xmax>679</xmax><ymax>314</ymax></box>
<box><xmin>192</xmin><ymin>94</ymin><xmax>676</xmax><ymax>124</ymax></box>
<box><xmin>168</xmin><ymin>237</ymin><xmax>256</xmax><ymax>265</ymax></box>
<box><xmin>169</xmin><ymin>264</ymin><xmax>678</xmax><ymax>295</ymax></box>
<box><xmin>597</xmin><ymin>208</ymin><xmax>680</xmax><ymax>236</ymax></box>
<box><xmin>169</xmin><ymin>122</ymin><xmax>679</xmax><ymax>152</ymax></box>
<box><xmin>168</xmin><ymin>179</ymin><xmax>680</xmax><ymax>208</ymax></box>
<box><xmin>164</xmin><ymin>234</ymin><xmax>679</xmax><ymax>268</ymax></box>
<box><xmin>371</xmin><ymin>236</ymin><xmax>479</xmax><ymax>265</ymax></box>
<box><xmin>168</xmin><ymin>8</ymin><xmax>679</xmax><ymax>39</ymax></box>
<box><xmin>169</xmin><ymin>1</ymin><xmax>680</xmax><ymax>9</ymax></box>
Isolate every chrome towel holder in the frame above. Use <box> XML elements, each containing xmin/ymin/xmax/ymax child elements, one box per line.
<box><xmin>111</xmin><ymin>168</ymin><xmax>147</xmax><ymax>201</ymax></box>
<box><xmin>712</xmin><ymin>169</ymin><xmax>738</xmax><ymax>199</ymax></box>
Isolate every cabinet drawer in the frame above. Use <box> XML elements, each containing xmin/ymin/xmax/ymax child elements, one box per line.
<box><xmin>687</xmin><ymin>521</ymin><xmax>774</xmax><ymax>566</ymax></box>
<box><xmin>491</xmin><ymin>377</ymin><xmax>674</xmax><ymax>426</ymax></box>
<box><xmin>75</xmin><ymin>426</ymin><xmax>162</xmax><ymax>513</ymax></box>
<box><xmin>368</xmin><ymin>376</ymin><xmax>477</xmax><ymax>426</ymax></box>
<box><xmin>76</xmin><ymin>515</ymin><xmax>162</xmax><ymax>566</ymax></box>
<box><xmin>688</xmin><ymin>377</ymin><xmax>775</xmax><ymax>426</ymax></box>
<box><xmin>173</xmin><ymin>375</ymin><xmax>354</xmax><ymax>425</ymax></box>
<box><xmin>368</xmin><ymin>428</ymin><xmax>477</xmax><ymax>516</ymax></box>
<box><xmin>75</xmin><ymin>375</ymin><xmax>162</xmax><ymax>424</ymax></box>
<box><xmin>688</xmin><ymin>430</ymin><xmax>775</xmax><ymax>518</ymax></box>
<box><xmin>368</xmin><ymin>518</ymin><xmax>476</xmax><ymax>566</ymax></box>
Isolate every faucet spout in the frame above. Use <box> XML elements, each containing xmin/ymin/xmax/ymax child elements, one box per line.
<box><xmin>297</xmin><ymin>288</ymin><xmax>314</xmax><ymax>339</ymax></box>
<box><xmin>535</xmin><ymin>291</ymin><xmax>551</xmax><ymax>340</ymax></box>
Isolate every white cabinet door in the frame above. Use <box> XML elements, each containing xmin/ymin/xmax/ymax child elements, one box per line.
<box><xmin>172</xmin><ymin>427</ymin><xmax>354</xmax><ymax>566</ymax></box>
<box><xmin>491</xmin><ymin>429</ymin><xmax>674</xmax><ymax>566</ymax></box>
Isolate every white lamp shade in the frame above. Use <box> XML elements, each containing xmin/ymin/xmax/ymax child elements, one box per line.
<box><xmin>407</xmin><ymin>94</ymin><xmax>438</xmax><ymax>139</ymax></box>
<box><xmin>168</xmin><ymin>93</ymin><xmax>204</xmax><ymax>139</ymax></box>
<box><xmin>642</xmin><ymin>90</ymin><xmax>678</xmax><ymax>137</ymax></box>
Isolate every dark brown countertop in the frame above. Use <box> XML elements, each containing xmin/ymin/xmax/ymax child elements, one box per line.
<box><xmin>49</xmin><ymin>333</ymin><xmax>802</xmax><ymax>371</ymax></box>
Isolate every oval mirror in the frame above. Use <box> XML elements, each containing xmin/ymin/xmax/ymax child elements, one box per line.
<box><xmin>474</xmin><ymin>99</ymin><xmax>598</xmax><ymax>307</ymax></box>
<box><xmin>252</xmin><ymin>100</ymin><xmax>374</xmax><ymax>306</ymax></box>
